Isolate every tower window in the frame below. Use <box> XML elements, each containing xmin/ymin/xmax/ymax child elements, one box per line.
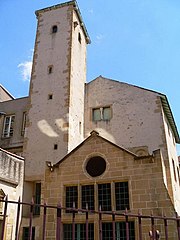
<box><xmin>48</xmin><ymin>65</ymin><xmax>53</xmax><ymax>74</ymax></box>
<box><xmin>48</xmin><ymin>94</ymin><xmax>53</xmax><ymax>100</ymax></box>
<box><xmin>54</xmin><ymin>144</ymin><xmax>58</xmax><ymax>150</ymax></box>
<box><xmin>52</xmin><ymin>25</ymin><xmax>58</xmax><ymax>33</ymax></box>
<box><xmin>78</xmin><ymin>32</ymin><xmax>81</xmax><ymax>44</ymax></box>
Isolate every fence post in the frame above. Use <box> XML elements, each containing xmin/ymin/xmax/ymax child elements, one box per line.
<box><xmin>56</xmin><ymin>202</ymin><xmax>61</xmax><ymax>240</ymax></box>
<box><xmin>15</xmin><ymin>197</ymin><xmax>21</xmax><ymax>240</ymax></box>
<box><xmin>125</xmin><ymin>208</ymin><xmax>129</xmax><ymax>240</ymax></box>
<box><xmin>164</xmin><ymin>215</ymin><xmax>168</xmax><ymax>240</ymax></box>
<box><xmin>112</xmin><ymin>211</ymin><xmax>116</xmax><ymax>240</ymax></box>
<box><xmin>28</xmin><ymin>198</ymin><xmax>34</xmax><ymax>240</ymax></box>
<box><xmin>42</xmin><ymin>202</ymin><xmax>47</xmax><ymax>240</ymax></box>
<box><xmin>72</xmin><ymin>202</ymin><xmax>76</xmax><ymax>240</ymax></box>
<box><xmin>99</xmin><ymin>206</ymin><xmax>102</xmax><ymax>240</ymax></box>
<box><xmin>85</xmin><ymin>203</ymin><xmax>89</xmax><ymax>240</ymax></box>
<box><xmin>138</xmin><ymin>210</ymin><xmax>142</xmax><ymax>240</ymax></box>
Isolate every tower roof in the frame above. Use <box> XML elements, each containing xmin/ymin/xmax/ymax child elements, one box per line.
<box><xmin>35</xmin><ymin>0</ymin><xmax>91</xmax><ymax>44</ymax></box>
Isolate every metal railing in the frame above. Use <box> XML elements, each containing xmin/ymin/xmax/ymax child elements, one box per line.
<box><xmin>1</xmin><ymin>196</ymin><xmax>180</xmax><ymax>240</ymax></box>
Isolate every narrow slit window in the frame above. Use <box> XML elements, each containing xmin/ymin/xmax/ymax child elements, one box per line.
<box><xmin>48</xmin><ymin>65</ymin><xmax>53</xmax><ymax>74</ymax></box>
<box><xmin>54</xmin><ymin>144</ymin><xmax>58</xmax><ymax>150</ymax></box>
<box><xmin>48</xmin><ymin>94</ymin><xmax>53</xmax><ymax>100</ymax></box>
<box><xmin>78</xmin><ymin>32</ymin><xmax>81</xmax><ymax>44</ymax></box>
<box><xmin>52</xmin><ymin>25</ymin><xmax>58</xmax><ymax>33</ymax></box>
<box><xmin>33</xmin><ymin>183</ymin><xmax>41</xmax><ymax>216</ymax></box>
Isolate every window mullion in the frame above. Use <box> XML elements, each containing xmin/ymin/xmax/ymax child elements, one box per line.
<box><xmin>9</xmin><ymin>116</ymin><xmax>13</xmax><ymax>137</ymax></box>
<box><xmin>7</xmin><ymin>117</ymin><xmax>11</xmax><ymax>137</ymax></box>
<box><xmin>111</xmin><ymin>182</ymin><xmax>115</xmax><ymax>211</ymax></box>
<box><xmin>78</xmin><ymin>184</ymin><xmax>80</xmax><ymax>209</ymax></box>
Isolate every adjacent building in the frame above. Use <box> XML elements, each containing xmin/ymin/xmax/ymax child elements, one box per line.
<box><xmin>0</xmin><ymin>148</ymin><xmax>24</xmax><ymax>240</ymax></box>
<box><xmin>0</xmin><ymin>1</ymin><xmax>180</xmax><ymax>239</ymax></box>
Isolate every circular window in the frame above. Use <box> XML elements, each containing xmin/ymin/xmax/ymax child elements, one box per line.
<box><xmin>86</xmin><ymin>156</ymin><xmax>106</xmax><ymax>177</ymax></box>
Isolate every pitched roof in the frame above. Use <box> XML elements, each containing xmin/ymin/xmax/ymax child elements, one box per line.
<box><xmin>0</xmin><ymin>85</ymin><xmax>14</xmax><ymax>100</ymax></box>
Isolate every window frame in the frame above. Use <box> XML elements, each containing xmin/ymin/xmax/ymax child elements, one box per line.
<box><xmin>102</xmin><ymin>221</ymin><xmax>135</xmax><ymax>240</ymax></box>
<box><xmin>115</xmin><ymin>181</ymin><xmax>130</xmax><ymax>210</ymax></box>
<box><xmin>64</xmin><ymin>181</ymin><xmax>130</xmax><ymax>213</ymax></box>
<box><xmin>98</xmin><ymin>183</ymin><xmax>112</xmax><ymax>211</ymax></box>
<box><xmin>65</xmin><ymin>185</ymin><xmax>78</xmax><ymax>212</ymax></box>
<box><xmin>2</xmin><ymin>115</ymin><xmax>15</xmax><ymax>138</ymax></box>
<box><xmin>33</xmin><ymin>182</ymin><xmax>41</xmax><ymax>216</ymax></box>
<box><xmin>22</xmin><ymin>227</ymin><xmax>35</xmax><ymax>240</ymax></box>
<box><xmin>81</xmin><ymin>184</ymin><xmax>95</xmax><ymax>210</ymax></box>
<box><xmin>92</xmin><ymin>106</ymin><xmax>112</xmax><ymax>121</ymax></box>
<box><xmin>52</xmin><ymin>25</ymin><xmax>58</xmax><ymax>33</ymax></box>
<box><xmin>63</xmin><ymin>223</ymin><xmax>94</xmax><ymax>240</ymax></box>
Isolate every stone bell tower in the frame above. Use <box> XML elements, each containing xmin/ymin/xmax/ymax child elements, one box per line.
<box><xmin>23</xmin><ymin>0</ymin><xmax>90</xmax><ymax>180</ymax></box>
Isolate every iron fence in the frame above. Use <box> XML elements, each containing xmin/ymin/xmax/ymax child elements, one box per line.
<box><xmin>1</xmin><ymin>196</ymin><xmax>180</xmax><ymax>240</ymax></box>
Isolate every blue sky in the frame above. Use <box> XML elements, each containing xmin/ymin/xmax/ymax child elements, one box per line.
<box><xmin>0</xmin><ymin>0</ymin><xmax>180</xmax><ymax>154</ymax></box>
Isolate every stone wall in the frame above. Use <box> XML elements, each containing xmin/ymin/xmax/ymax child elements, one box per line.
<box><xmin>42</xmin><ymin>132</ymin><xmax>177</xmax><ymax>240</ymax></box>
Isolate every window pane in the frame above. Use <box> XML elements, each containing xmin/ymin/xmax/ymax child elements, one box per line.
<box><xmin>3</xmin><ymin>115</ymin><xmax>15</xmax><ymax>137</ymax></box>
<box><xmin>115</xmin><ymin>182</ymin><xmax>129</xmax><ymax>210</ymax></box>
<box><xmin>34</xmin><ymin>183</ymin><xmax>41</xmax><ymax>215</ymax></box>
<box><xmin>66</xmin><ymin>186</ymin><xmax>78</xmax><ymax>212</ymax></box>
<box><xmin>103</xmin><ymin>107</ymin><xmax>111</xmax><ymax>120</ymax></box>
<box><xmin>102</xmin><ymin>222</ymin><xmax>135</xmax><ymax>240</ymax></box>
<box><xmin>81</xmin><ymin>185</ymin><xmax>94</xmax><ymax>210</ymax></box>
<box><xmin>93</xmin><ymin>109</ymin><xmax>101</xmax><ymax>121</ymax></box>
<box><xmin>116</xmin><ymin>222</ymin><xmax>135</xmax><ymax>240</ymax></box>
<box><xmin>63</xmin><ymin>224</ymin><xmax>94</xmax><ymax>240</ymax></box>
<box><xmin>9</xmin><ymin>116</ymin><xmax>15</xmax><ymax>136</ymax></box>
<box><xmin>98</xmin><ymin>183</ymin><xmax>111</xmax><ymax>211</ymax></box>
<box><xmin>102</xmin><ymin>222</ymin><xmax>113</xmax><ymax>240</ymax></box>
<box><xmin>22</xmin><ymin>227</ymin><xmax>35</xmax><ymax>240</ymax></box>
